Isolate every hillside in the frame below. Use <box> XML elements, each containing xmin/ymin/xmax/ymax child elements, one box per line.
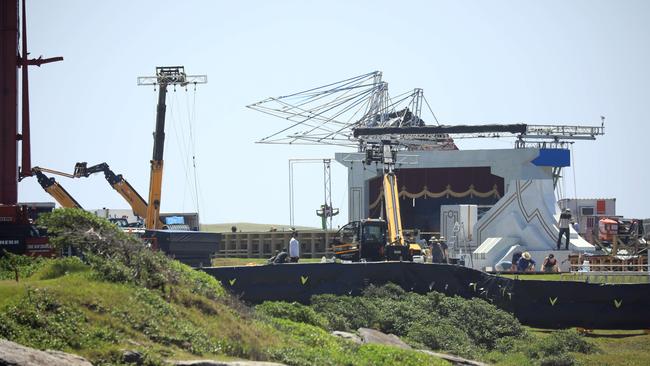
<box><xmin>0</xmin><ymin>209</ymin><xmax>446</xmax><ymax>366</ymax></box>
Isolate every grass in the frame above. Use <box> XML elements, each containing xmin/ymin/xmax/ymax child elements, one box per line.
<box><xmin>574</xmin><ymin>330</ymin><xmax>650</xmax><ymax>366</ymax></box>
<box><xmin>0</xmin><ymin>257</ymin><xmax>451</xmax><ymax>366</ymax></box>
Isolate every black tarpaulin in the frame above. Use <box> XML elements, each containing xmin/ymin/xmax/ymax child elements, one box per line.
<box><xmin>146</xmin><ymin>230</ymin><xmax>220</xmax><ymax>267</ymax></box>
<box><xmin>202</xmin><ymin>262</ymin><xmax>650</xmax><ymax>329</ymax></box>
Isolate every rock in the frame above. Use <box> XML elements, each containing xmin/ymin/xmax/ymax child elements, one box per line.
<box><xmin>331</xmin><ymin>331</ymin><xmax>362</xmax><ymax>344</ymax></box>
<box><xmin>122</xmin><ymin>350</ymin><xmax>143</xmax><ymax>364</ymax></box>
<box><xmin>357</xmin><ymin>327</ymin><xmax>412</xmax><ymax>350</ymax></box>
<box><xmin>172</xmin><ymin>361</ymin><xmax>286</xmax><ymax>366</ymax></box>
<box><xmin>0</xmin><ymin>339</ymin><xmax>93</xmax><ymax>366</ymax></box>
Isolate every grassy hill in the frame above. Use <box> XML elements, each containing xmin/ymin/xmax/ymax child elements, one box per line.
<box><xmin>0</xmin><ymin>209</ymin><xmax>446</xmax><ymax>366</ymax></box>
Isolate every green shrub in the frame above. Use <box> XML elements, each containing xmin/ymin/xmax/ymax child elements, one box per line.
<box><xmin>311</xmin><ymin>294</ymin><xmax>380</xmax><ymax>331</ymax></box>
<box><xmin>37</xmin><ymin>208</ymin><xmax>225</xmax><ymax>298</ymax></box>
<box><xmin>406</xmin><ymin>320</ymin><xmax>478</xmax><ymax>358</ymax></box>
<box><xmin>436</xmin><ymin>295</ymin><xmax>525</xmax><ymax>350</ymax></box>
<box><xmin>257</xmin><ymin>301</ymin><xmax>329</xmax><ymax>329</ymax></box>
<box><xmin>362</xmin><ymin>282</ymin><xmax>406</xmax><ymax>299</ymax></box>
<box><xmin>0</xmin><ymin>253</ymin><xmax>47</xmax><ymax>281</ymax></box>
<box><xmin>0</xmin><ymin>287</ymin><xmax>117</xmax><ymax>350</ymax></box>
<box><xmin>354</xmin><ymin>343</ymin><xmax>448</xmax><ymax>366</ymax></box>
<box><xmin>526</xmin><ymin>329</ymin><xmax>598</xmax><ymax>360</ymax></box>
<box><xmin>312</xmin><ymin>284</ymin><xmax>526</xmax><ymax>358</ymax></box>
<box><xmin>32</xmin><ymin>256</ymin><xmax>88</xmax><ymax>280</ymax></box>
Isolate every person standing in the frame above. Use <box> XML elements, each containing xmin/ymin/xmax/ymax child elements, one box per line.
<box><xmin>429</xmin><ymin>237</ymin><xmax>444</xmax><ymax>264</ymax></box>
<box><xmin>557</xmin><ymin>208</ymin><xmax>572</xmax><ymax>250</ymax></box>
<box><xmin>289</xmin><ymin>231</ymin><xmax>300</xmax><ymax>263</ymax></box>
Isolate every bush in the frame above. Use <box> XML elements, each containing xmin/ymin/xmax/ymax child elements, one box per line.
<box><xmin>312</xmin><ymin>284</ymin><xmax>526</xmax><ymax>358</ymax></box>
<box><xmin>406</xmin><ymin>321</ymin><xmax>478</xmax><ymax>358</ymax></box>
<box><xmin>0</xmin><ymin>253</ymin><xmax>47</xmax><ymax>281</ymax></box>
<box><xmin>311</xmin><ymin>294</ymin><xmax>380</xmax><ymax>331</ymax></box>
<box><xmin>526</xmin><ymin>329</ymin><xmax>598</xmax><ymax>361</ymax></box>
<box><xmin>436</xmin><ymin>295</ymin><xmax>525</xmax><ymax>350</ymax></box>
<box><xmin>257</xmin><ymin>301</ymin><xmax>329</xmax><ymax>329</ymax></box>
<box><xmin>37</xmin><ymin>208</ymin><xmax>225</xmax><ymax>298</ymax></box>
<box><xmin>32</xmin><ymin>256</ymin><xmax>88</xmax><ymax>280</ymax></box>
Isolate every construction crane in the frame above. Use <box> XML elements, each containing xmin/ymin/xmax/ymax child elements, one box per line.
<box><xmin>137</xmin><ymin>66</ymin><xmax>206</xmax><ymax>230</ymax></box>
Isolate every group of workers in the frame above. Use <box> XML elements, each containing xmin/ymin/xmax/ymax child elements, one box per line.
<box><xmin>268</xmin><ymin>231</ymin><xmax>301</xmax><ymax>264</ymax></box>
<box><xmin>510</xmin><ymin>251</ymin><xmax>559</xmax><ymax>273</ymax></box>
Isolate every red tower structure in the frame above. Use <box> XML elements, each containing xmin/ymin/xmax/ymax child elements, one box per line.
<box><xmin>0</xmin><ymin>0</ymin><xmax>61</xmax><ymax>204</ymax></box>
<box><xmin>1</xmin><ymin>0</ymin><xmax>61</xmax><ymax>257</ymax></box>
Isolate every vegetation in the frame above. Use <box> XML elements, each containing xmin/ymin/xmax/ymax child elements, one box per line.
<box><xmin>1</xmin><ymin>208</ymin><xmax>647</xmax><ymax>365</ymax></box>
<box><xmin>255</xmin><ymin>284</ymin><xmax>608</xmax><ymax>365</ymax></box>
<box><xmin>0</xmin><ymin>209</ymin><xmax>448</xmax><ymax>365</ymax></box>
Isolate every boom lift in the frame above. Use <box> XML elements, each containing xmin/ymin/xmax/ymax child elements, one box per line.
<box><xmin>332</xmin><ymin>142</ymin><xmax>423</xmax><ymax>262</ymax></box>
<box><xmin>73</xmin><ymin>162</ymin><xmax>163</xmax><ymax>228</ymax></box>
<box><xmin>31</xmin><ymin>167</ymin><xmax>82</xmax><ymax>209</ymax></box>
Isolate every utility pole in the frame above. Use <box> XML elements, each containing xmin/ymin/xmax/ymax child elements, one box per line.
<box><xmin>137</xmin><ymin>66</ymin><xmax>206</xmax><ymax>229</ymax></box>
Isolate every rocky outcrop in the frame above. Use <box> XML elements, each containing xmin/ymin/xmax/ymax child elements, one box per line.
<box><xmin>330</xmin><ymin>331</ymin><xmax>362</xmax><ymax>344</ymax></box>
<box><xmin>357</xmin><ymin>327</ymin><xmax>412</xmax><ymax>349</ymax></box>
<box><xmin>0</xmin><ymin>339</ymin><xmax>93</xmax><ymax>366</ymax></box>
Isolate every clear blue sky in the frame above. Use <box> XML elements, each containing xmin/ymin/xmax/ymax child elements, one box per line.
<box><xmin>19</xmin><ymin>0</ymin><xmax>650</xmax><ymax>227</ymax></box>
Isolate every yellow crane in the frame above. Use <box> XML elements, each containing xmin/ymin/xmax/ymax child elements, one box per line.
<box><xmin>137</xmin><ymin>66</ymin><xmax>206</xmax><ymax>230</ymax></box>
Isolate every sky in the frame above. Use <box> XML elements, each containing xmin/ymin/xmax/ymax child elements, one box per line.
<box><xmin>17</xmin><ymin>0</ymin><xmax>650</xmax><ymax>227</ymax></box>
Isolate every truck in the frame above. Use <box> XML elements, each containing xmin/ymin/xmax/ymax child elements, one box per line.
<box><xmin>332</xmin><ymin>143</ymin><xmax>423</xmax><ymax>262</ymax></box>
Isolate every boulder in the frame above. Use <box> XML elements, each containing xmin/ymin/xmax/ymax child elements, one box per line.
<box><xmin>0</xmin><ymin>339</ymin><xmax>93</xmax><ymax>366</ymax></box>
<box><xmin>330</xmin><ymin>331</ymin><xmax>362</xmax><ymax>344</ymax></box>
<box><xmin>357</xmin><ymin>328</ymin><xmax>411</xmax><ymax>350</ymax></box>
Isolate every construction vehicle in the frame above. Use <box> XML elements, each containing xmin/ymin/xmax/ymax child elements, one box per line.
<box><xmin>31</xmin><ymin>167</ymin><xmax>82</xmax><ymax>209</ymax></box>
<box><xmin>73</xmin><ymin>162</ymin><xmax>164</xmax><ymax>228</ymax></box>
<box><xmin>136</xmin><ymin>66</ymin><xmax>206</xmax><ymax>230</ymax></box>
<box><xmin>332</xmin><ymin>142</ymin><xmax>423</xmax><ymax>262</ymax></box>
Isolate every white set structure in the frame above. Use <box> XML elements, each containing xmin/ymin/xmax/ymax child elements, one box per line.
<box><xmin>248</xmin><ymin>71</ymin><xmax>604</xmax><ymax>271</ymax></box>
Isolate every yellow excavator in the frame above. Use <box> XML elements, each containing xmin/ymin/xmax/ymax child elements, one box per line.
<box><xmin>332</xmin><ymin>143</ymin><xmax>423</xmax><ymax>261</ymax></box>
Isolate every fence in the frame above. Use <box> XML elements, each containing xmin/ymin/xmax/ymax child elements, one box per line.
<box><xmin>216</xmin><ymin>230</ymin><xmax>337</xmax><ymax>259</ymax></box>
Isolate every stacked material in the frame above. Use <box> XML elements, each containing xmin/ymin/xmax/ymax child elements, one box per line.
<box><xmin>146</xmin><ymin>230</ymin><xmax>220</xmax><ymax>267</ymax></box>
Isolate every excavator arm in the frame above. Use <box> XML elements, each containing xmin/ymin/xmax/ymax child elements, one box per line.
<box><xmin>32</xmin><ymin>167</ymin><xmax>82</xmax><ymax>209</ymax></box>
<box><xmin>73</xmin><ymin>162</ymin><xmax>164</xmax><ymax>227</ymax></box>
